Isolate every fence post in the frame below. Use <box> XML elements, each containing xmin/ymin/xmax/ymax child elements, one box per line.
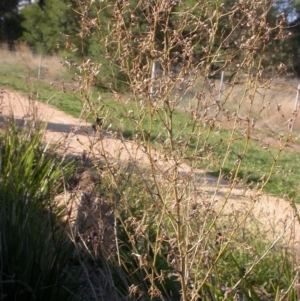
<box><xmin>290</xmin><ymin>83</ymin><xmax>300</xmax><ymax>132</ymax></box>
<box><xmin>37</xmin><ymin>51</ymin><xmax>42</xmax><ymax>79</ymax></box>
<box><xmin>217</xmin><ymin>71</ymin><xmax>224</xmax><ymax>104</ymax></box>
<box><xmin>150</xmin><ymin>61</ymin><xmax>156</xmax><ymax>98</ymax></box>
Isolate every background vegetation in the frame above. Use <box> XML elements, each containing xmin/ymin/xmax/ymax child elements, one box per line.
<box><xmin>1</xmin><ymin>0</ymin><xmax>300</xmax><ymax>84</ymax></box>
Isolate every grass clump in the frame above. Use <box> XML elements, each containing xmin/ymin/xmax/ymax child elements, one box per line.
<box><xmin>0</xmin><ymin>118</ymin><xmax>82</xmax><ymax>301</ymax></box>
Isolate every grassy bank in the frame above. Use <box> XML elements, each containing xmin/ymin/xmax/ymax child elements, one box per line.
<box><xmin>0</xmin><ymin>63</ymin><xmax>300</xmax><ymax>201</ymax></box>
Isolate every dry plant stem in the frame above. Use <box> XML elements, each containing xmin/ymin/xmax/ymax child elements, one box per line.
<box><xmin>279</xmin><ymin>272</ymin><xmax>298</xmax><ymax>301</ymax></box>
<box><xmin>230</xmin><ymin>212</ymin><xmax>299</xmax><ymax>297</ymax></box>
<box><xmin>71</xmin><ymin>0</ymin><xmax>296</xmax><ymax>299</ymax></box>
<box><xmin>214</xmin><ymin>49</ymin><xmax>261</xmax><ymax>197</ymax></box>
<box><xmin>150</xmin><ymin>211</ymin><xmax>165</xmax><ymax>297</ymax></box>
<box><xmin>85</xmin><ymin>124</ymin><xmax>124</xmax><ymax>266</ymax></box>
<box><xmin>191</xmin><ymin>200</ymin><xmax>257</xmax><ymax>301</ymax></box>
<box><xmin>164</xmin><ymin>90</ymin><xmax>189</xmax><ymax>298</ymax></box>
<box><xmin>260</xmin><ymin>139</ymin><xmax>289</xmax><ymax>192</ymax></box>
<box><xmin>77</xmin><ymin>76</ymin><xmax>130</xmax><ymax>266</ymax></box>
<box><xmin>69</xmin><ymin>228</ymin><xmax>99</xmax><ymax>300</ymax></box>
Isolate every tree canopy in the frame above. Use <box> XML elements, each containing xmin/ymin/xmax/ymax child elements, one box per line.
<box><xmin>21</xmin><ymin>0</ymin><xmax>79</xmax><ymax>53</ymax></box>
<box><xmin>2</xmin><ymin>0</ymin><xmax>300</xmax><ymax>86</ymax></box>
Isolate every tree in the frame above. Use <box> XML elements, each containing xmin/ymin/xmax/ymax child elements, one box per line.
<box><xmin>0</xmin><ymin>0</ymin><xmax>24</xmax><ymax>48</ymax></box>
<box><xmin>265</xmin><ymin>0</ymin><xmax>300</xmax><ymax>77</ymax></box>
<box><xmin>19</xmin><ymin>0</ymin><xmax>293</xmax><ymax>86</ymax></box>
<box><xmin>21</xmin><ymin>0</ymin><xmax>80</xmax><ymax>54</ymax></box>
<box><xmin>285</xmin><ymin>0</ymin><xmax>300</xmax><ymax>76</ymax></box>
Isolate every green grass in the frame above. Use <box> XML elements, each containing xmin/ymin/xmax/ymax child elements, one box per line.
<box><xmin>0</xmin><ymin>72</ymin><xmax>82</xmax><ymax>115</ymax></box>
<box><xmin>0</xmin><ymin>70</ymin><xmax>299</xmax><ymax>201</ymax></box>
<box><xmin>197</xmin><ymin>129</ymin><xmax>300</xmax><ymax>200</ymax></box>
<box><xmin>209</xmin><ymin>131</ymin><xmax>300</xmax><ymax>202</ymax></box>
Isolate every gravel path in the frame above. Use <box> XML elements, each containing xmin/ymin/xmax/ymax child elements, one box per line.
<box><xmin>1</xmin><ymin>88</ymin><xmax>300</xmax><ymax>250</ymax></box>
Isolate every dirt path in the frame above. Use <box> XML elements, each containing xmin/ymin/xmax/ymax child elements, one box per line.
<box><xmin>1</xmin><ymin>88</ymin><xmax>300</xmax><ymax>249</ymax></box>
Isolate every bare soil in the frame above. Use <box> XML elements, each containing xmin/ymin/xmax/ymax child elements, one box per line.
<box><xmin>1</xmin><ymin>88</ymin><xmax>300</xmax><ymax>250</ymax></box>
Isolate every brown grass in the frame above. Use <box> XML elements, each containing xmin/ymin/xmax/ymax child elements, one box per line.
<box><xmin>184</xmin><ymin>75</ymin><xmax>300</xmax><ymax>134</ymax></box>
<box><xmin>0</xmin><ymin>43</ymin><xmax>70</xmax><ymax>82</ymax></box>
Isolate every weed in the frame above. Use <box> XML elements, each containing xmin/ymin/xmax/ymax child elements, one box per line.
<box><xmin>71</xmin><ymin>1</ymin><xmax>300</xmax><ymax>300</ymax></box>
